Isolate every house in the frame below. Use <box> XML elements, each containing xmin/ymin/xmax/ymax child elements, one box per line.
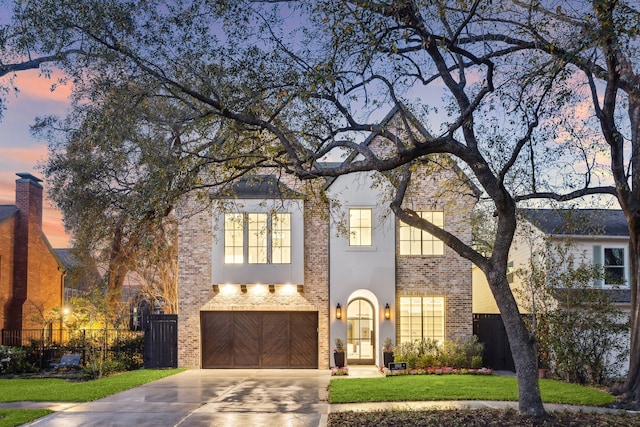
<box><xmin>176</xmin><ymin>108</ymin><xmax>479</xmax><ymax>369</ymax></box>
<box><xmin>472</xmin><ymin>208</ymin><xmax>630</xmax><ymax>372</ymax></box>
<box><xmin>0</xmin><ymin>173</ymin><xmax>65</xmax><ymax>337</ymax></box>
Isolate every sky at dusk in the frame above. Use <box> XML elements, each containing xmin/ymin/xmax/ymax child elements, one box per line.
<box><xmin>0</xmin><ymin>69</ymin><xmax>71</xmax><ymax>248</ymax></box>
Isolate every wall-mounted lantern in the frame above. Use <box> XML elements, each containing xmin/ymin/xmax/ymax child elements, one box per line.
<box><xmin>384</xmin><ymin>303</ymin><xmax>391</xmax><ymax>320</ymax></box>
<box><xmin>336</xmin><ymin>303</ymin><xmax>342</xmax><ymax>320</ymax></box>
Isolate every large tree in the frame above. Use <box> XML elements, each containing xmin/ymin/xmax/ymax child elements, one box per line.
<box><xmin>12</xmin><ymin>0</ymin><xmax>627</xmax><ymax>415</ymax></box>
<box><xmin>454</xmin><ymin>0</ymin><xmax>640</xmax><ymax>405</ymax></box>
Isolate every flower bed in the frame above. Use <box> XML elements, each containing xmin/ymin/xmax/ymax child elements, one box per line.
<box><xmin>331</xmin><ymin>366</ymin><xmax>349</xmax><ymax>376</ymax></box>
<box><xmin>382</xmin><ymin>366</ymin><xmax>493</xmax><ymax>376</ymax></box>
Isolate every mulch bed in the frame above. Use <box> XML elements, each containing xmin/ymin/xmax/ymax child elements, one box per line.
<box><xmin>328</xmin><ymin>408</ymin><xmax>640</xmax><ymax>426</ymax></box>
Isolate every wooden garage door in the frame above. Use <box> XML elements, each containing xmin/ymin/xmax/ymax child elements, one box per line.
<box><xmin>201</xmin><ymin>311</ymin><xmax>318</xmax><ymax>368</ymax></box>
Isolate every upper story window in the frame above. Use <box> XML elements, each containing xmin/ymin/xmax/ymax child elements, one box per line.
<box><xmin>224</xmin><ymin>212</ymin><xmax>292</xmax><ymax>264</ymax></box>
<box><xmin>593</xmin><ymin>245</ymin><xmax>627</xmax><ymax>287</ymax></box>
<box><xmin>399</xmin><ymin>211</ymin><xmax>444</xmax><ymax>256</ymax></box>
<box><xmin>349</xmin><ymin>208</ymin><xmax>372</xmax><ymax>246</ymax></box>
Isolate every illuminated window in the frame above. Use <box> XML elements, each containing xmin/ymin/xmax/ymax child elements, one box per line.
<box><xmin>271</xmin><ymin>213</ymin><xmax>291</xmax><ymax>264</ymax></box>
<box><xmin>349</xmin><ymin>208</ymin><xmax>372</xmax><ymax>246</ymax></box>
<box><xmin>248</xmin><ymin>213</ymin><xmax>268</xmax><ymax>264</ymax></box>
<box><xmin>224</xmin><ymin>212</ymin><xmax>292</xmax><ymax>264</ymax></box>
<box><xmin>224</xmin><ymin>213</ymin><xmax>244</xmax><ymax>264</ymax></box>
<box><xmin>399</xmin><ymin>296</ymin><xmax>445</xmax><ymax>344</ymax></box>
<box><xmin>399</xmin><ymin>211</ymin><xmax>444</xmax><ymax>256</ymax></box>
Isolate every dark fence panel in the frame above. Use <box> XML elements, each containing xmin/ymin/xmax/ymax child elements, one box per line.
<box><xmin>473</xmin><ymin>314</ymin><xmax>515</xmax><ymax>372</ymax></box>
<box><xmin>1</xmin><ymin>329</ymin><xmax>144</xmax><ymax>370</ymax></box>
<box><xmin>144</xmin><ymin>314</ymin><xmax>178</xmax><ymax>368</ymax></box>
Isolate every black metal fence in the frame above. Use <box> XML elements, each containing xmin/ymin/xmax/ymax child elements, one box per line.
<box><xmin>1</xmin><ymin>328</ymin><xmax>144</xmax><ymax>370</ymax></box>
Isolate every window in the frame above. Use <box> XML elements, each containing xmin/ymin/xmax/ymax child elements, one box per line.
<box><xmin>248</xmin><ymin>213</ymin><xmax>268</xmax><ymax>264</ymax></box>
<box><xmin>399</xmin><ymin>211</ymin><xmax>444</xmax><ymax>255</ymax></box>
<box><xmin>271</xmin><ymin>213</ymin><xmax>291</xmax><ymax>264</ymax></box>
<box><xmin>349</xmin><ymin>208</ymin><xmax>372</xmax><ymax>246</ymax></box>
<box><xmin>399</xmin><ymin>296</ymin><xmax>445</xmax><ymax>344</ymax></box>
<box><xmin>604</xmin><ymin>248</ymin><xmax>625</xmax><ymax>285</ymax></box>
<box><xmin>224</xmin><ymin>213</ymin><xmax>244</xmax><ymax>264</ymax></box>
<box><xmin>593</xmin><ymin>245</ymin><xmax>627</xmax><ymax>287</ymax></box>
<box><xmin>224</xmin><ymin>212</ymin><xmax>292</xmax><ymax>264</ymax></box>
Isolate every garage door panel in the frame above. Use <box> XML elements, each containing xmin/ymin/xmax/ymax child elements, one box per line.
<box><xmin>262</xmin><ymin>312</ymin><xmax>290</xmax><ymax>367</ymax></box>
<box><xmin>234</xmin><ymin>313</ymin><xmax>261</xmax><ymax>367</ymax></box>
<box><xmin>290</xmin><ymin>312</ymin><xmax>318</xmax><ymax>368</ymax></box>
<box><xmin>201</xmin><ymin>312</ymin><xmax>233</xmax><ymax>368</ymax></box>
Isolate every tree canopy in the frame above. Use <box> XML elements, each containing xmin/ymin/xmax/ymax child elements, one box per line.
<box><xmin>9</xmin><ymin>0</ymin><xmax>639</xmax><ymax>414</ymax></box>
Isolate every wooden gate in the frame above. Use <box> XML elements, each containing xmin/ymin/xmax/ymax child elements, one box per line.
<box><xmin>144</xmin><ymin>314</ymin><xmax>178</xmax><ymax>368</ymax></box>
<box><xmin>473</xmin><ymin>314</ymin><xmax>515</xmax><ymax>372</ymax></box>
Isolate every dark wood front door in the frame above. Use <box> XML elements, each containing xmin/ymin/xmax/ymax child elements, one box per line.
<box><xmin>201</xmin><ymin>311</ymin><xmax>318</xmax><ymax>368</ymax></box>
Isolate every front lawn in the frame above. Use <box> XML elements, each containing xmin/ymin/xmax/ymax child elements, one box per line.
<box><xmin>329</xmin><ymin>375</ymin><xmax>615</xmax><ymax>406</ymax></box>
<box><xmin>0</xmin><ymin>368</ymin><xmax>185</xmax><ymax>402</ymax></box>
<box><xmin>0</xmin><ymin>409</ymin><xmax>52</xmax><ymax>427</ymax></box>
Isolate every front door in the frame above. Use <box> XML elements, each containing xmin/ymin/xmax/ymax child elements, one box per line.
<box><xmin>346</xmin><ymin>299</ymin><xmax>375</xmax><ymax>364</ymax></box>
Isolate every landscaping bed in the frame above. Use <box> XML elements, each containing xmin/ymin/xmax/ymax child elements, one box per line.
<box><xmin>328</xmin><ymin>408</ymin><xmax>640</xmax><ymax>426</ymax></box>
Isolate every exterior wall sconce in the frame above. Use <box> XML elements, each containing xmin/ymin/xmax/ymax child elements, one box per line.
<box><xmin>240</xmin><ymin>284</ymin><xmax>247</xmax><ymax>294</ymax></box>
<box><xmin>384</xmin><ymin>303</ymin><xmax>391</xmax><ymax>320</ymax></box>
<box><xmin>336</xmin><ymin>303</ymin><xmax>342</xmax><ymax>319</ymax></box>
<box><xmin>269</xmin><ymin>285</ymin><xmax>275</xmax><ymax>293</ymax></box>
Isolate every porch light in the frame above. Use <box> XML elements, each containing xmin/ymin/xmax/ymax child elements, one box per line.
<box><xmin>384</xmin><ymin>303</ymin><xmax>391</xmax><ymax>320</ymax></box>
<box><xmin>240</xmin><ymin>284</ymin><xmax>247</xmax><ymax>294</ymax></box>
<box><xmin>336</xmin><ymin>303</ymin><xmax>342</xmax><ymax>320</ymax></box>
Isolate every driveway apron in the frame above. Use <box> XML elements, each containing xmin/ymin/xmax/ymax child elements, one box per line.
<box><xmin>27</xmin><ymin>369</ymin><xmax>331</xmax><ymax>427</ymax></box>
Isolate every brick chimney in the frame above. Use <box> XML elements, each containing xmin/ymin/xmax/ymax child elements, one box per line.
<box><xmin>8</xmin><ymin>173</ymin><xmax>44</xmax><ymax>329</ymax></box>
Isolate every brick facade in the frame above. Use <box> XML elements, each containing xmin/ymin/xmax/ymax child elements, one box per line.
<box><xmin>0</xmin><ymin>173</ymin><xmax>64</xmax><ymax>331</ymax></box>
<box><xmin>176</xmin><ymin>193</ymin><xmax>331</xmax><ymax>368</ymax></box>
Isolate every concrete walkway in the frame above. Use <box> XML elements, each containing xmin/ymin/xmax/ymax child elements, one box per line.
<box><xmin>4</xmin><ymin>366</ymin><xmax>636</xmax><ymax>426</ymax></box>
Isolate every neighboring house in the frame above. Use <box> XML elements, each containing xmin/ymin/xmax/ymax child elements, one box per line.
<box><xmin>177</xmin><ymin>108</ymin><xmax>479</xmax><ymax>369</ymax></box>
<box><xmin>0</xmin><ymin>173</ymin><xmax>65</xmax><ymax>337</ymax></box>
<box><xmin>472</xmin><ymin>208</ymin><xmax>630</xmax><ymax>371</ymax></box>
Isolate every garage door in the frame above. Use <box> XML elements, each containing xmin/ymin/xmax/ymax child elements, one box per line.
<box><xmin>201</xmin><ymin>311</ymin><xmax>318</xmax><ymax>368</ymax></box>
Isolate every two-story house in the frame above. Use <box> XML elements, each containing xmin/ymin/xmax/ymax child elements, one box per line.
<box><xmin>176</xmin><ymin>108</ymin><xmax>478</xmax><ymax>369</ymax></box>
<box><xmin>473</xmin><ymin>208</ymin><xmax>630</xmax><ymax>371</ymax></box>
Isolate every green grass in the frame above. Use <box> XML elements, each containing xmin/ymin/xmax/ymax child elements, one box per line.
<box><xmin>0</xmin><ymin>409</ymin><xmax>52</xmax><ymax>427</ymax></box>
<box><xmin>0</xmin><ymin>369</ymin><xmax>185</xmax><ymax>403</ymax></box>
<box><xmin>329</xmin><ymin>375</ymin><xmax>615</xmax><ymax>406</ymax></box>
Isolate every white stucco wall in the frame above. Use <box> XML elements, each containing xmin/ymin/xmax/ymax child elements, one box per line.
<box><xmin>326</xmin><ymin>171</ymin><xmax>396</xmax><ymax>367</ymax></box>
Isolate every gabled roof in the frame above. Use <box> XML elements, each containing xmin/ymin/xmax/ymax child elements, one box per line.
<box><xmin>54</xmin><ymin>248</ymin><xmax>77</xmax><ymax>270</ymax></box>
<box><xmin>322</xmin><ymin>105</ymin><xmax>481</xmax><ymax>197</ymax></box>
<box><xmin>521</xmin><ymin>209</ymin><xmax>628</xmax><ymax>237</ymax></box>
<box><xmin>0</xmin><ymin>205</ymin><xmax>18</xmax><ymax>224</ymax></box>
<box><xmin>216</xmin><ymin>175</ymin><xmax>304</xmax><ymax>199</ymax></box>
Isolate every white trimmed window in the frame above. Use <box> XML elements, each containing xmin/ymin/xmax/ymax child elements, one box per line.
<box><xmin>399</xmin><ymin>296</ymin><xmax>445</xmax><ymax>344</ymax></box>
<box><xmin>399</xmin><ymin>211</ymin><xmax>444</xmax><ymax>256</ymax></box>
<box><xmin>224</xmin><ymin>212</ymin><xmax>292</xmax><ymax>264</ymax></box>
<box><xmin>349</xmin><ymin>208</ymin><xmax>372</xmax><ymax>246</ymax></box>
<box><xmin>224</xmin><ymin>213</ymin><xmax>244</xmax><ymax>264</ymax></box>
<box><xmin>593</xmin><ymin>245</ymin><xmax>627</xmax><ymax>286</ymax></box>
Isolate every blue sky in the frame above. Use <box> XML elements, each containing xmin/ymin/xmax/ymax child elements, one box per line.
<box><xmin>0</xmin><ymin>69</ymin><xmax>71</xmax><ymax>247</ymax></box>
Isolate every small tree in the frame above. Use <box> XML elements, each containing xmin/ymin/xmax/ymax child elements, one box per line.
<box><xmin>517</xmin><ymin>242</ymin><xmax>629</xmax><ymax>385</ymax></box>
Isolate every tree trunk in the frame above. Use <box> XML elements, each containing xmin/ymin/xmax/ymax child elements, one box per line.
<box><xmin>488</xmin><ymin>269</ymin><xmax>546</xmax><ymax>416</ymax></box>
<box><xmin>623</xmin><ymin>217</ymin><xmax>640</xmax><ymax>406</ymax></box>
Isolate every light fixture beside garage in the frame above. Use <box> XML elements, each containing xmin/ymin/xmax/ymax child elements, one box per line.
<box><xmin>384</xmin><ymin>303</ymin><xmax>391</xmax><ymax>320</ymax></box>
<box><xmin>336</xmin><ymin>303</ymin><xmax>342</xmax><ymax>319</ymax></box>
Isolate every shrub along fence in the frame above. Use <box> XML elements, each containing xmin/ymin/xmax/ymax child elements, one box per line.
<box><xmin>1</xmin><ymin>328</ymin><xmax>144</xmax><ymax>371</ymax></box>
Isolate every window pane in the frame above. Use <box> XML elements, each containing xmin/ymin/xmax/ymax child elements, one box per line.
<box><xmin>248</xmin><ymin>213</ymin><xmax>267</xmax><ymax>264</ymax></box>
<box><xmin>224</xmin><ymin>213</ymin><xmax>244</xmax><ymax>264</ymax></box>
<box><xmin>604</xmin><ymin>248</ymin><xmax>624</xmax><ymax>266</ymax></box>
<box><xmin>399</xmin><ymin>211</ymin><xmax>444</xmax><ymax>256</ymax></box>
<box><xmin>349</xmin><ymin>208</ymin><xmax>372</xmax><ymax>246</ymax></box>
<box><xmin>272</xmin><ymin>213</ymin><xmax>291</xmax><ymax>264</ymax></box>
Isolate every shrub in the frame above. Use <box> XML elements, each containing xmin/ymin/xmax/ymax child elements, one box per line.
<box><xmin>393</xmin><ymin>337</ymin><xmax>483</xmax><ymax>370</ymax></box>
<box><xmin>0</xmin><ymin>346</ymin><xmax>37</xmax><ymax>374</ymax></box>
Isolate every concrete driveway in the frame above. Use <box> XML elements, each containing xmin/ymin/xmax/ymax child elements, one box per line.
<box><xmin>26</xmin><ymin>369</ymin><xmax>331</xmax><ymax>427</ymax></box>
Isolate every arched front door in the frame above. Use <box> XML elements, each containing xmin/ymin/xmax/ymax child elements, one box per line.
<box><xmin>346</xmin><ymin>298</ymin><xmax>375</xmax><ymax>364</ymax></box>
